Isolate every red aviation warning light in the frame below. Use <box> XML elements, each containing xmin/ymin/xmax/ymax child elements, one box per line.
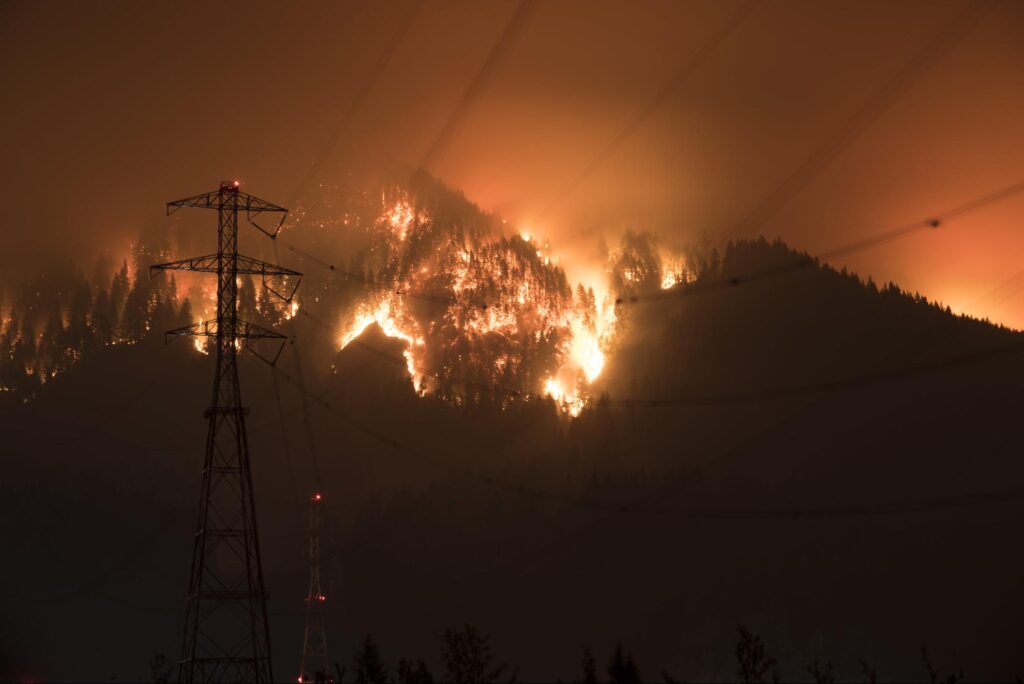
<box><xmin>300</xmin><ymin>487</ymin><xmax>329</xmax><ymax>678</ymax></box>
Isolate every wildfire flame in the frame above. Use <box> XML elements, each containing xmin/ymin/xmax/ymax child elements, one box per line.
<box><xmin>0</xmin><ymin>185</ymin><xmax>689</xmax><ymax>410</ymax></box>
<box><xmin>332</xmin><ymin>192</ymin><xmax>646</xmax><ymax>416</ymax></box>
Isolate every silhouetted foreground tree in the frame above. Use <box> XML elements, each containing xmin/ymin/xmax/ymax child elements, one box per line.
<box><xmin>142</xmin><ymin>624</ymin><xmax>981</xmax><ymax>683</ymax></box>
<box><xmin>441</xmin><ymin>624</ymin><xmax>514</xmax><ymax>684</ymax></box>
<box><xmin>576</xmin><ymin>645</ymin><xmax>598</xmax><ymax>684</ymax></box>
<box><xmin>148</xmin><ymin>652</ymin><xmax>171</xmax><ymax>683</ymax></box>
<box><xmin>605</xmin><ymin>643</ymin><xmax>641</xmax><ymax>684</ymax></box>
<box><xmin>735</xmin><ymin>624</ymin><xmax>780</xmax><ymax>683</ymax></box>
<box><xmin>922</xmin><ymin>646</ymin><xmax>964</xmax><ymax>684</ymax></box>
<box><xmin>354</xmin><ymin>635</ymin><xmax>390</xmax><ymax>684</ymax></box>
<box><xmin>397</xmin><ymin>658</ymin><xmax>434</xmax><ymax>684</ymax></box>
<box><xmin>807</xmin><ymin>658</ymin><xmax>835</xmax><ymax>684</ymax></box>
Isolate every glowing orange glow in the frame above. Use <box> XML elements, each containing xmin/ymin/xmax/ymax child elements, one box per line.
<box><xmin>193</xmin><ymin>317</ymin><xmax>209</xmax><ymax>355</ymax></box>
<box><xmin>329</xmin><ymin>193</ymin><xmax>671</xmax><ymax>415</ymax></box>
<box><xmin>338</xmin><ymin>295</ymin><xmax>426</xmax><ymax>391</ymax></box>
<box><xmin>283</xmin><ymin>299</ymin><xmax>300</xmax><ymax>320</ymax></box>
<box><xmin>383</xmin><ymin>194</ymin><xmax>416</xmax><ymax>240</ymax></box>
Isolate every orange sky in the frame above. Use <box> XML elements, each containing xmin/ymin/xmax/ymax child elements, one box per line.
<box><xmin>2</xmin><ymin>0</ymin><xmax>1022</xmax><ymax>326</ymax></box>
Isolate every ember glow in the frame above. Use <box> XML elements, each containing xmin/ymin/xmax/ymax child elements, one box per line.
<box><xmin>338</xmin><ymin>296</ymin><xmax>425</xmax><ymax>389</ymax></box>
<box><xmin>0</xmin><ymin>187</ymin><xmax>683</xmax><ymax>412</ymax></box>
<box><xmin>179</xmin><ymin>269</ymin><xmax>302</xmax><ymax>356</ymax></box>
<box><xmin>330</xmin><ymin>192</ymin><xmax>683</xmax><ymax>416</ymax></box>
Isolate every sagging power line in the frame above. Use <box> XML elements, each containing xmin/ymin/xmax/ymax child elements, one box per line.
<box><xmin>273</xmin><ymin>361</ymin><xmax>1024</xmax><ymax>521</ymax></box>
<box><xmin>297</xmin><ymin>300</ymin><xmax>1024</xmax><ymax>411</ymax></box>
<box><xmin>618</xmin><ymin>179</ymin><xmax>1024</xmax><ymax>305</ymax></box>
<box><xmin>537</xmin><ymin>0</ymin><xmax>759</xmax><ymax>221</ymax></box>
<box><xmin>725</xmin><ymin>0</ymin><xmax>997</xmax><ymax>241</ymax></box>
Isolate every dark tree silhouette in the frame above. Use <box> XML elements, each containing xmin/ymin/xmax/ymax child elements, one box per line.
<box><xmin>577</xmin><ymin>645</ymin><xmax>598</xmax><ymax>684</ymax></box>
<box><xmin>148</xmin><ymin>653</ymin><xmax>171</xmax><ymax>683</ymax></box>
<box><xmin>108</xmin><ymin>259</ymin><xmax>129</xmax><ymax>340</ymax></box>
<box><xmin>90</xmin><ymin>286</ymin><xmax>113</xmax><ymax>345</ymax></box>
<box><xmin>807</xmin><ymin>658</ymin><xmax>835</xmax><ymax>684</ymax></box>
<box><xmin>353</xmin><ymin>635</ymin><xmax>389</xmax><ymax>684</ymax></box>
<box><xmin>921</xmin><ymin>646</ymin><xmax>964</xmax><ymax>684</ymax></box>
<box><xmin>606</xmin><ymin>643</ymin><xmax>641</xmax><ymax>684</ymax></box>
<box><xmin>397</xmin><ymin>658</ymin><xmax>433</xmax><ymax>684</ymax></box>
<box><xmin>735</xmin><ymin>625</ymin><xmax>780</xmax><ymax>684</ymax></box>
<box><xmin>440</xmin><ymin>624</ymin><xmax>512</xmax><ymax>684</ymax></box>
<box><xmin>858</xmin><ymin>659</ymin><xmax>878</xmax><ymax>683</ymax></box>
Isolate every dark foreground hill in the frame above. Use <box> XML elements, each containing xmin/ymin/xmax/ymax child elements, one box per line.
<box><xmin>2</xmin><ymin>239</ymin><xmax>1023</xmax><ymax>681</ymax></box>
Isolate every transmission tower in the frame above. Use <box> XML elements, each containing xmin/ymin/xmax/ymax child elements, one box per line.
<box><xmin>299</xmin><ymin>491</ymin><xmax>331</xmax><ymax>683</ymax></box>
<box><xmin>152</xmin><ymin>180</ymin><xmax>301</xmax><ymax>683</ymax></box>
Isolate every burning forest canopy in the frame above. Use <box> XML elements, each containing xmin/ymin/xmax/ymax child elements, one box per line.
<box><xmin>5</xmin><ymin>175</ymin><xmax>1024</xmax><ymax>681</ymax></box>
<box><xmin>0</xmin><ymin>174</ymin><xmax>702</xmax><ymax>415</ymax></box>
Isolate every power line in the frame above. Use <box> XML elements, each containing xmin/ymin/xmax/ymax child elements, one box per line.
<box><xmin>618</xmin><ymin>179</ymin><xmax>1024</xmax><ymax>305</ymax></box>
<box><xmin>414</xmin><ymin>0</ymin><xmax>536</xmax><ymax>176</ymax></box>
<box><xmin>298</xmin><ymin>307</ymin><xmax>528</xmax><ymax>398</ymax></box>
<box><xmin>967</xmin><ymin>267</ymin><xmax>1024</xmax><ymax>318</ymax></box>
<box><xmin>298</xmin><ymin>301</ymin><xmax>1024</xmax><ymax>409</ymax></box>
<box><xmin>283</xmin><ymin>0</ymin><xmax>423</xmax><ymax>211</ymax></box>
<box><xmin>272</xmin><ymin>1</ymin><xmax>531</xmax><ymax>311</ymax></box>
<box><xmin>274</xmin><ymin>233</ymin><xmax>485</xmax><ymax>309</ymax></box>
<box><xmin>536</xmin><ymin>0</ymin><xmax>759</xmax><ymax>220</ymax></box>
<box><xmin>608</xmin><ymin>336</ymin><xmax>1024</xmax><ymax>408</ymax></box>
<box><xmin>725</xmin><ymin>0</ymin><xmax>997</xmax><ymax>241</ymax></box>
<box><xmin>279</xmin><ymin>173</ymin><xmax>1023</xmax><ymax>317</ymax></box>
<box><xmin>273</xmin><ymin>357</ymin><xmax>1024</xmax><ymax>520</ymax></box>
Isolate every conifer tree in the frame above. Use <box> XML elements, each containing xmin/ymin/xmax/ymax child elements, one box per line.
<box><xmin>606</xmin><ymin>643</ymin><xmax>641</xmax><ymax>684</ymax></box>
<box><xmin>91</xmin><ymin>287</ymin><xmax>113</xmax><ymax>346</ymax></box>
<box><xmin>108</xmin><ymin>260</ymin><xmax>130</xmax><ymax>341</ymax></box>
<box><xmin>396</xmin><ymin>659</ymin><xmax>433</xmax><ymax>684</ymax></box>
<box><xmin>736</xmin><ymin>625</ymin><xmax>780</xmax><ymax>684</ymax></box>
<box><xmin>440</xmin><ymin>624</ymin><xmax>511</xmax><ymax>684</ymax></box>
<box><xmin>238</xmin><ymin>276</ymin><xmax>258</xmax><ymax>323</ymax></box>
<box><xmin>68</xmin><ymin>273</ymin><xmax>93</xmax><ymax>354</ymax></box>
<box><xmin>122</xmin><ymin>268</ymin><xmax>153</xmax><ymax>342</ymax></box>
<box><xmin>577</xmin><ymin>646</ymin><xmax>598</xmax><ymax>684</ymax></box>
<box><xmin>353</xmin><ymin>635</ymin><xmax>390</xmax><ymax>684</ymax></box>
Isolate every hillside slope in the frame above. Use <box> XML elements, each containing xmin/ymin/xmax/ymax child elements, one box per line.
<box><xmin>2</xmin><ymin>239</ymin><xmax>1023</xmax><ymax>681</ymax></box>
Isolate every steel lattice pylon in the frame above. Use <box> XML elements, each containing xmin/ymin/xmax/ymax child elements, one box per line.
<box><xmin>153</xmin><ymin>181</ymin><xmax>300</xmax><ymax>683</ymax></box>
<box><xmin>299</xmin><ymin>491</ymin><xmax>331</xmax><ymax>683</ymax></box>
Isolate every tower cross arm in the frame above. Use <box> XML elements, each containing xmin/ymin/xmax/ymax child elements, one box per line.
<box><xmin>166</xmin><ymin>189</ymin><xmax>288</xmax><ymax>215</ymax></box>
<box><xmin>165</xmin><ymin>319</ymin><xmax>288</xmax><ymax>341</ymax></box>
<box><xmin>150</xmin><ymin>254</ymin><xmax>301</xmax><ymax>278</ymax></box>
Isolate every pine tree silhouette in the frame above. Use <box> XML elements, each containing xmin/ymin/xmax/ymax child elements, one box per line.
<box><xmin>440</xmin><ymin>624</ymin><xmax>512</xmax><ymax>684</ymax></box>
<box><xmin>397</xmin><ymin>658</ymin><xmax>433</xmax><ymax>684</ymax></box>
<box><xmin>353</xmin><ymin>635</ymin><xmax>390</xmax><ymax>684</ymax></box>
<box><xmin>606</xmin><ymin>643</ymin><xmax>641</xmax><ymax>684</ymax></box>
<box><xmin>807</xmin><ymin>658</ymin><xmax>835</xmax><ymax>684</ymax></box>
<box><xmin>577</xmin><ymin>646</ymin><xmax>598</xmax><ymax>684</ymax></box>
<box><xmin>735</xmin><ymin>625</ymin><xmax>780</xmax><ymax>684</ymax></box>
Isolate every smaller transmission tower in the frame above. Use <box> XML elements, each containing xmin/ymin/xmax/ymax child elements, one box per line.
<box><xmin>299</xmin><ymin>491</ymin><xmax>331</xmax><ymax>683</ymax></box>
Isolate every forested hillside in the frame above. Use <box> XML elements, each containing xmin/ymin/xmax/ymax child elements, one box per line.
<box><xmin>2</xmin><ymin>192</ymin><xmax>1022</xmax><ymax>680</ymax></box>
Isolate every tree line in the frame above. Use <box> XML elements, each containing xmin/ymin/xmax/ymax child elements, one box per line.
<box><xmin>0</xmin><ymin>242</ymin><xmax>294</xmax><ymax>401</ymax></box>
<box><xmin>146</xmin><ymin>624</ymin><xmax>976</xmax><ymax>684</ymax></box>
